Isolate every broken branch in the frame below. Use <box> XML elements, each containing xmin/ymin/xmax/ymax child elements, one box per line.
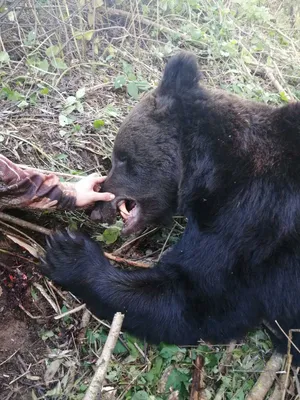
<box><xmin>245</xmin><ymin>352</ymin><xmax>284</xmax><ymax>400</ymax></box>
<box><xmin>0</xmin><ymin>211</ymin><xmax>151</xmax><ymax>268</ymax></box>
<box><xmin>83</xmin><ymin>312</ymin><xmax>124</xmax><ymax>400</ymax></box>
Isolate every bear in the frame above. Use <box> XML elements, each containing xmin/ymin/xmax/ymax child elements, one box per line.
<box><xmin>42</xmin><ymin>52</ymin><xmax>300</xmax><ymax>362</ymax></box>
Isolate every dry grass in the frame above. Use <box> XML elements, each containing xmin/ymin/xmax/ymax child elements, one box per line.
<box><xmin>0</xmin><ymin>0</ymin><xmax>300</xmax><ymax>399</ymax></box>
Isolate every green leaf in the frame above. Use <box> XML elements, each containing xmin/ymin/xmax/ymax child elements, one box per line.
<box><xmin>63</xmin><ymin>105</ymin><xmax>77</xmax><ymax>116</ymax></box>
<box><xmin>59</xmin><ymin>114</ymin><xmax>73</xmax><ymax>127</ymax></box>
<box><xmin>93</xmin><ymin>119</ymin><xmax>105</xmax><ymax>129</ymax></box>
<box><xmin>102</xmin><ymin>227</ymin><xmax>121</xmax><ymax>245</ymax></box>
<box><xmin>166</xmin><ymin>368</ymin><xmax>190</xmax><ymax>392</ymax></box>
<box><xmin>0</xmin><ymin>51</ymin><xmax>9</xmax><ymax>63</ymax></box>
<box><xmin>76</xmin><ymin>102</ymin><xmax>84</xmax><ymax>113</ymax></box>
<box><xmin>127</xmin><ymin>82</ymin><xmax>139</xmax><ymax>99</ymax></box>
<box><xmin>159</xmin><ymin>344</ymin><xmax>182</xmax><ymax>359</ymax></box>
<box><xmin>131</xmin><ymin>391</ymin><xmax>149</xmax><ymax>400</ymax></box>
<box><xmin>46</xmin><ymin>45</ymin><xmax>61</xmax><ymax>58</ymax></box>
<box><xmin>41</xmin><ymin>330</ymin><xmax>55</xmax><ymax>341</ymax></box>
<box><xmin>17</xmin><ymin>100</ymin><xmax>29</xmax><ymax>109</ymax></box>
<box><xmin>75</xmin><ymin>30</ymin><xmax>94</xmax><ymax>41</ymax></box>
<box><xmin>51</xmin><ymin>58</ymin><xmax>67</xmax><ymax>70</ymax></box>
<box><xmin>279</xmin><ymin>91</ymin><xmax>289</xmax><ymax>103</ymax></box>
<box><xmin>37</xmin><ymin>59</ymin><xmax>49</xmax><ymax>72</ymax></box>
<box><xmin>25</xmin><ymin>30</ymin><xmax>36</xmax><ymax>46</ymax></box>
<box><xmin>76</xmin><ymin>87</ymin><xmax>85</xmax><ymax>99</ymax></box>
<box><xmin>55</xmin><ymin>153</ymin><xmax>68</xmax><ymax>161</ymax></box>
<box><xmin>40</xmin><ymin>87</ymin><xmax>49</xmax><ymax>95</ymax></box>
<box><xmin>72</xmin><ymin>124</ymin><xmax>81</xmax><ymax>132</ymax></box>
<box><xmin>65</xmin><ymin>96</ymin><xmax>77</xmax><ymax>107</ymax></box>
<box><xmin>104</xmin><ymin>104</ymin><xmax>119</xmax><ymax>117</ymax></box>
<box><xmin>114</xmin><ymin>75</ymin><xmax>126</xmax><ymax>89</ymax></box>
<box><xmin>127</xmin><ymin>73</ymin><xmax>137</xmax><ymax>81</ymax></box>
<box><xmin>31</xmin><ymin>287</ymin><xmax>38</xmax><ymax>301</ymax></box>
<box><xmin>114</xmin><ymin>340</ymin><xmax>128</xmax><ymax>354</ymax></box>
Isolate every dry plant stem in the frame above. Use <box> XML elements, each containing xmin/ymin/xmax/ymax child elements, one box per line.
<box><xmin>282</xmin><ymin>330</ymin><xmax>293</xmax><ymax>400</ymax></box>
<box><xmin>83</xmin><ymin>312</ymin><xmax>125</xmax><ymax>400</ymax></box>
<box><xmin>268</xmin><ymin>371</ymin><xmax>286</xmax><ymax>400</ymax></box>
<box><xmin>102</xmin><ymin>7</ymin><xmax>187</xmax><ymax>40</ymax></box>
<box><xmin>264</xmin><ymin>67</ymin><xmax>293</xmax><ymax>102</ymax></box>
<box><xmin>189</xmin><ymin>355</ymin><xmax>206</xmax><ymax>400</ymax></box>
<box><xmin>0</xmin><ymin>212</ymin><xmax>151</xmax><ymax>268</ymax></box>
<box><xmin>54</xmin><ymin>303</ymin><xmax>86</xmax><ymax>320</ymax></box>
<box><xmin>104</xmin><ymin>252</ymin><xmax>151</xmax><ymax>268</ymax></box>
<box><xmin>33</xmin><ymin>282</ymin><xmax>60</xmax><ymax>313</ymax></box>
<box><xmin>219</xmin><ymin>340</ymin><xmax>237</xmax><ymax>375</ymax></box>
<box><xmin>245</xmin><ymin>352</ymin><xmax>284</xmax><ymax>400</ymax></box>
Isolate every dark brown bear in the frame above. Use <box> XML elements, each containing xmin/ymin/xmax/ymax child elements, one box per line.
<box><xmin>42</xmin><ymin>52</ymin><xmax>300</xmax><ymax>362</ymax></box>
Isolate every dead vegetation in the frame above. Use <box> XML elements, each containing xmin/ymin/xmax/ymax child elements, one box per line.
<box><xmin>1</xmin><ymin>0</ymin><xmax>300</xmax><ymax>399</ymax></box>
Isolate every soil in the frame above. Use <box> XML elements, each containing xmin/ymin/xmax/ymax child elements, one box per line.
<box><xmin>0</xmin><ymin>234</ymin><xmax>49</xmax><ymax>399</ymax></box>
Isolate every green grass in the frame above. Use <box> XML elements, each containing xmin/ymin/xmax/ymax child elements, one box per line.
<box><xmin>0</xmin><ymin>0</ymin><xmax>299</xmax><ymax>398</ymax></box>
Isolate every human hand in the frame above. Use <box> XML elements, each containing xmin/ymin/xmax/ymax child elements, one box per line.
<box><xmin>74</xmin><ymin>175</ymin><xmax>115</xmax><ymax>207</ymax></box>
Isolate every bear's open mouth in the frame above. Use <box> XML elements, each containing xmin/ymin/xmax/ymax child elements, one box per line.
<box><xmin>117</xmin><ymin>199</ymin><xmax>141</xmax><ymax>234</ymax></box>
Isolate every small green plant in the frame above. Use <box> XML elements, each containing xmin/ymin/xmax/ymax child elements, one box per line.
<box><xmin>59</xmin><ymin>87</ymin><xmax>86</xmax><ymax>127</ymax></box>
<box><xmin>114</xmin><ymin>61</ymin><xmax>151</xmax><ymax>100</ymax></box>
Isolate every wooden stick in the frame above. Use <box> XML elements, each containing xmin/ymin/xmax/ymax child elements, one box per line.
<box><xmin>245</xmin><ymin>352</ymin><xmax>284</xmax><ymax>400</ymax></box>
<box><xmin>0</xmin><ymin>212</ymin><xmax>151</xmax><ymax>268</ymax></box>
<box><xmin>0</xmin><ymin>211</ymin><xmax>51</xmax><ymax>236</ymax></box>
<box><xmin>189</xmin><ymin>355</ymin><xmax>206</xmax><ymax>400</ymax></box>
<box><xmin>54</xmin><ymin>303</ymin><xmax>86</xmax><ymax>320</ymax></box>
<box><xmin>219</xmin><ymin>340</ymin><xmax>237</xmax><ymax>375</ymax></box>
<box><xmin>83</xmin><ymin>312</ymin><xmax>124</xmax><ymax>400</ymax></box>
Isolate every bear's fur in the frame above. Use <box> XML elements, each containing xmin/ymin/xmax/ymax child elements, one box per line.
<box><xmin>42</xmin><ymin>52</ymin><xmax>300</xmax><ymax>362</ymax></box>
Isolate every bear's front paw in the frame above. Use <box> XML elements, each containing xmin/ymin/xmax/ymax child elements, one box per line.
<box><xmin>40</xmin><ymin>230</ymin><xmax>104</xmax><ymax>289</ymax></box>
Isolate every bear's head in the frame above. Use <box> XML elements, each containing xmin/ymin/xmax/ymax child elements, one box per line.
<box><xmin>91</xmin><ymin>52</ymin><xmax>201</xmax><ymax>234</ymax></box>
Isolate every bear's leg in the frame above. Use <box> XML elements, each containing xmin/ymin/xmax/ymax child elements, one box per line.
<box><xmin>42</xmin><ymin>230</ymin><xmax>201</xmax><ymax>345</ymax></box>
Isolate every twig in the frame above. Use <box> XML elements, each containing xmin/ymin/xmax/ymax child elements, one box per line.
<box><xmin>113</xmin><ymin>227</ymin><xmax>158</xmax><ymax>256</ymax></box>
<box><xmin>275</xmin><ymin>321</ymin><xmax>300</xmax><ymax>354</ymax></box>
<box><xmin>189</xmin><ymin>355</ymin><xmax>206</xmax><ymax>400</ymax></box>
<box><xmin>54</xmin><ymin>303</ymin><xmax>86</xmax><ymax>320</ymax></box>
<box><xmin>0</xmin><ymin>212</ymin><xmax>51</xmax><ymax>236</ymax></box>
<box><xmin>282</xmin><ymin>330</ymin><xmax>293</xmax><ymax>400</ymax></box>
<box><xmin>18</xmin><ymin>303</ymin><xmax>43</xmax><ymax>320</ymax></box>
<box><xmin>104</xmin><ymin>252</ymin><xmax>151</xmax><ymax>269</ymax></box>
<box><xmin>245</xmin><ymin>352</ymin><xmax>284</xmax><ymax>400</ymax></box>
<box><xmin>219</xmin><ymin>340</ymin><xmax>237</xmax><ymax>375</ymax></box>
<box><xmin>9</xmin><ymin>364</ymin><xmax>31</xmax><ymax>385</ymax></box>
<box><xmin>264</xmin><ymin>67</ymin><xmax>293</xmax><ymax>102</ymax></box>
<box><xmin>0</xmin><ymin>212</ymin><xmax>151</xmax><ymax>268</ymax></box>
<box><xmin>83</xmin><ymin>312</ymin><xmax>124</xmax><ymax>400</ymax></box>
<box><xmin>33</xmin><ymin>282</ymin><xmax>60</xmax><ymax>314</ymax></box>
<box><xmin>77</xmin><ymin>308</ymin><xmax>91</xmax><ymax>343</ymax></box>
<box><xmin>0</xmin><ymin>349</ymin><xmax>19</xmax><ymax>367</ymax></box>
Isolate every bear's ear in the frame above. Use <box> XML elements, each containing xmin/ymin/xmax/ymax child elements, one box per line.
<box><xmin>157</xmin><ymin>52</ymin><xmax>201</xmax><ymax>97</ymax></box>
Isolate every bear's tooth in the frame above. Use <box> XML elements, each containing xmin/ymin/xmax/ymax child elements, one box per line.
<box><xmin>118</xmin><ymin>201</ymin><xmax>129</xmax><ymax>216</ymax></box>
<box><xmin>120</xmin><ymin>210</ymin><xmax>129</xmax><ymax>220</ymax></box>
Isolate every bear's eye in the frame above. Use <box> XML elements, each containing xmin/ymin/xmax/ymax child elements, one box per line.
<box><xmin>117</xmin><ymin>151</ymin><xmax>127</xmax><ymax>164</ymax></box>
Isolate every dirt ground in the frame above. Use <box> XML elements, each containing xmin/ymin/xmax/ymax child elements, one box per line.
<box><xmin>0</xmin><ymin>234</ymin><xmax>48</xmax><ymax>399</ymax></box>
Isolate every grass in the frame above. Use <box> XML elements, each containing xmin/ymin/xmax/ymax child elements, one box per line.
<box><xmin>0</xmin><ymin>0</ymin><xmax>300</xmax><ymax>398</ymax></box>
